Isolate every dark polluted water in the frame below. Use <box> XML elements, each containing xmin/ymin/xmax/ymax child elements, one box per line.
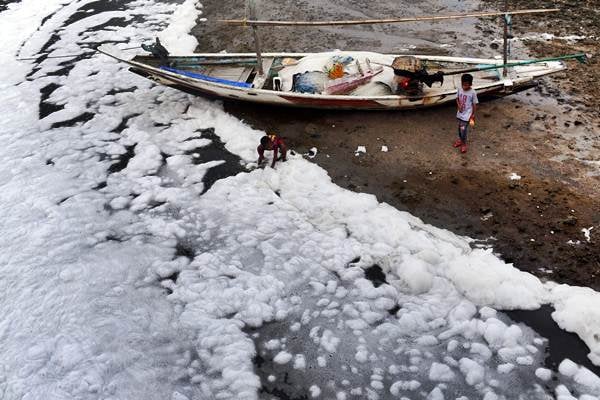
<box><xmin>0</xmin><ymin>0</ymin><xmax>21</xmax><ymax>13</ymax></box>
<box><xmin>505</xmin><ymin>305</ymin><xmax>600</xmax><ymax>376</ymax></box>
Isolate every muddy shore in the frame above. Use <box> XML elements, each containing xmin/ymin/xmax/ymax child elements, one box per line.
<box><xmin>226</xmin><ymin>97</ymin><xmax>600</xmax><ymax>289</ymax></box>
<box><xmin>193</xmin><ymin>0</ymin><xmax>599</xmax><ymax>290</ymax></box>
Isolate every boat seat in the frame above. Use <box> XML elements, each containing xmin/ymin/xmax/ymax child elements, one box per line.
<box><xmin>202</xmin><ymin>66</ymin><xmax>254</xmax><ymax>83</ymax></box>
<box><xmin>251</xmin><ymin>58</ymin><xmax>275</xmax><ymax>89</ymax></box>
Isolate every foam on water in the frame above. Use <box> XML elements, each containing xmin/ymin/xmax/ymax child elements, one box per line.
<box><xmin>0</xmin><ymin>0</ymin><xmax>599</xmax><ymax>399</ymax></box>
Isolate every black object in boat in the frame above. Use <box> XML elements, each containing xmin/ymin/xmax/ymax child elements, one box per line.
<box><xmin>141</xmin><ymin>37</ymin><xmax>170</xmax><ymax>65</ymax></box>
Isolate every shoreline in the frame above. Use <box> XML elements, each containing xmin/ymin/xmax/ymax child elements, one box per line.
<box><xmin>193</xmin><ymin>0</ymin><xmax>599</xmax><ymax>290</ymax></box>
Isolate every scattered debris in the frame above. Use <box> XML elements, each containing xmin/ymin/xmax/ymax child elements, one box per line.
<box><xmin>355</xmin><ymin>146</ymin><xmax>366</xmax><ymax>156</ymax></box>
<box><xmin>381</xmin><ymin>145</ymin><xmax>388</xmax><ymax>152</ymax></box>
<box><xmin>481</xmin><ymin>212</ymin><xmax>494</xmax><ymax>221</ymax></box>
<box><xmin>582</xmin><ymin>227</ymin><xmax>594</xmax><ymax>242</ymax></box>
<box><xmin>306</xmin><ymin>147</ymin><xmax>318</xmax><ymax>158</ymax></box>
<box><xmin>509</xmin><ymin>173</ymin><xmax>522</xmax><ymax>180</ymax></box>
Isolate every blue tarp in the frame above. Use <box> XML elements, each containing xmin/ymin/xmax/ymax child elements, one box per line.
<box><xmin>292</xmin><ymin>71</ymin><xmax>325</xmax><ymax>94</ymax></box>
<box><xmin>160</xmin><ymin>66</ymin><xmax>253</xmax><ymax>88</ymax></box>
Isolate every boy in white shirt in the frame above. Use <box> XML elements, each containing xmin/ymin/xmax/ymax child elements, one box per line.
<box><xmin>453</xmin><ymin>74</ymin><xmax>478</xmax><ymax>154</ymax></box>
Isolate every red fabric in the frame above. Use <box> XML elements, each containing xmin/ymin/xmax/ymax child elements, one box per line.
<box><xmin>257</xmin><ymin>135</ymin><xmax>286</xmax><ymax>166</ymax></box>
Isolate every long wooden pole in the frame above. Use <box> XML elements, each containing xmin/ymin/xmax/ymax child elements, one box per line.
<box><xmin>503</xmin><ymin>0</ymin><xmax>509</xmax><ymax>77</ymax></box>
<box><xmin>219</xmin><ymin>8</ymin><xmax>558</xmax><ymax>27</ymax></box>
<box><xmin>252</xmin><ymin>26</ymin><xmax>264</xmax><ymax>75</ymax></box>
<box><xmin>443</xmin><ymin>53</ymin><xmax>587</xmax><ymax>77</ymax></box>
<box><xmin>247</xmin><ymin>0</ymin><xmax>264</xmax><ymax>75</ymax></box>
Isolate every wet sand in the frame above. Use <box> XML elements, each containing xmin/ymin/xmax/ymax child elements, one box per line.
<box><xmin>225</xmin><ymin>96</ymin><xmax>600</xmax><ymax>290</ymax></box>
<box><xmin>194</xmin><ymin>0</ymin><xmax>599</xmax><ymax>290</ymax></box>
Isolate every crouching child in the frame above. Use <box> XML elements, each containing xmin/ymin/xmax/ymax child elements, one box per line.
<box><xmin>257</xmin><ymin>134</ymin><xmax>287</xmax><ymax>168</ymax></box>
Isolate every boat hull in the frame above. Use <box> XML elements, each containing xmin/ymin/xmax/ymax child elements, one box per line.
<box><xmin>132</xmin><ymin>67</ymin><xmax>536</xmax><ymax>110</ymax></box>
<box><xmin>100</xmin><ymin>46</ymin><xmax>565</xmax><ymax>111</ymax></box>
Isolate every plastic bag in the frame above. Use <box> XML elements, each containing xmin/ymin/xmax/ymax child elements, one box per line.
<box><xmin>292</xmin><ymin>71</ymin><xmax>326</xmax><ymax>94</ymax></box>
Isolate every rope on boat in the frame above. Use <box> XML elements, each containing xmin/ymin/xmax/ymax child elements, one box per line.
<box><xmin>17</xmin><ymin>46</ymin><xmax>141</xmax><ymax>61</ymax></box>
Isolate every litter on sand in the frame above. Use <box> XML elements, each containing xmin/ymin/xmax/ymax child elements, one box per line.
<box><xmin>355</xmin><ymin>146</ymin><xmax>366</xmax><ymax>155</ymax></box>
<box><xmin>582</xmin><ymin>227</ymin><xmax>593</xmax><ymax>242</ymax></box>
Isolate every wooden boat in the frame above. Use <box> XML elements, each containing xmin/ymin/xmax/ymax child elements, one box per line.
<box><xmin>97</xmin><ymin>7</ymin><xmax>589</xmax><ymax>110</ymax></box>
<box><xmin>98</xmin><ymin>44</ymin><xmax>566</xmax><ymax>111</ymax></box>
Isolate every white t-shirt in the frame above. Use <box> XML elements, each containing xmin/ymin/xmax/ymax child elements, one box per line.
<box><xmin>456</xmin><ymin>87</ymin><xmax>479</xmax><ymax>122</ymax></box>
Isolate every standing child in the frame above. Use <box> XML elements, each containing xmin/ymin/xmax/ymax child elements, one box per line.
<box><xmin>454</xmin><ymin>74</ymin><xmax>479</xmax><ymax>154</ymax></box>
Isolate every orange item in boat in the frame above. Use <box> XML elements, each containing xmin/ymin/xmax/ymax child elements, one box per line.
<box><xmin>328</xmin><ymin>63</ymin><xmax>345</xmax><ymax>79</ymax></box>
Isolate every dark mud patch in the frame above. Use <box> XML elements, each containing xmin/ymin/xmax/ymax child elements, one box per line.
<box><xmin>50</xmin><ymin>112</ymin><xmax>94</xmax><ymax>129</ymax></box>
<box><xmin>175</xmin><ymin>241</ymin><xmax>195</xmax><ymax>261</ymax></box>
<box><xmin>0</xmin><ymin>0</ymin><xmax>21</xmax><ymax>13</ymax></box>
<box><xmin>106</xmin><ymin>87</ymin><xmax>137</xmax><ymax>96</ymax></box>
<box><xmin>187</xmin><ymin>128</ymin><xmax>246</xmax><ymax>195</ymax></box>
<box><xmin>105</xmin><ymin>234</ymin><xmax>124</xmax><ymax>242</ymax></box>
<box><xmin>505</xmin><ymin>305</ymin><xmax>600</xmax><ymax>377</ymax></box>
<box><xmin>39</xmin><ymin>83</ymin><xmax>65</xmax><ymax>119</ymax></box>
<box><xmin>63</xmin><ymin>0</ymin><xmax>128</xmax><ymax>27</ymax></box>
<box><xmin>107</xmin><ymin>144</ymin><xmax>135</xmax><ymax>173</ymax></box>
<box><xmin>93</xmin><ymin>181</ymin><xmax>107</xmax><ymax>190</ymax></box>
<box><xmin>163</xmin><ymin>270</ymin><xmax>180</xmax><ymax>283</ymax></box>
<box><xmin>147</xmin><ymin>199</ymin><xmax>167</xmax><ymax>209</ymax></box>
<box><xmin>363</xmin><ymin>264</ymin><xmax>388</xmax><ymax>288</ymax></box>
<box><xmin>112</xmin><ymin>113</ymin><xmax>141</xmax><ymax>134</ymax></box>
<box><xmin>85</xmin><ymin>17</ymin><xmax>130</xmax><ymax>32</ymax></box>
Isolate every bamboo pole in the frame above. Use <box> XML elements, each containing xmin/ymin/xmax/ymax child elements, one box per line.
<box><xmin>502</xmin><ymin>0</ymin><xmax>509</xmax><ymax>77</ymax></box>
<box><xmin>442</xmin><ymin>53</ymin><xmax>587</xmax><ymax>77</ymax></box>
<box><xmin>371</xmin><ymin>53</ymin><xmax>587</xmax><ymax>76</ymax></box>
<box><xmin>247</xmin><ymin>0</ymin><xmax>264</xmax><ymax>75</ymax></box>
<box><xmin>218</xmin><ymin>8</ymin><xmax>559</xmax><ymax>27</ymax></box>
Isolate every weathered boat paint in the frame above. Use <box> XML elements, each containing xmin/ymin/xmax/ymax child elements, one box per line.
<box><xmin>99</xmin><ymin>45</ymin><xmax>566</xmax><ymax>111</ymax></box>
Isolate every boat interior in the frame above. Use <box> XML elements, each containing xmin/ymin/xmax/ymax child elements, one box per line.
<box><xmin>132</xmin><ymin>53</ymin><xmax>506</xmax><ymax>96</ymax></box>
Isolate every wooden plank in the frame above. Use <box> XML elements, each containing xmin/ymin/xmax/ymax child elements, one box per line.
<box><xmin>238</xmin><ymin>67</ymin><xmax>254</xmax><ymax>83</ymax></box>
<box><xmin>218</xmin><ymin>8</ymin><xmax>559</xmax><ymax>27</ymax></box>
<box><xmin>206</xmin><ymin>66</ymin><xmax>246</xmax><ymax>80</ymax></box>
<box><xmin>251</xmin><ymin>58</ymin><xmax>275</xmax><ymax>88</ymax></box>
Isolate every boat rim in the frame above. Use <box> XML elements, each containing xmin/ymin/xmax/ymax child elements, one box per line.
<box><xmin>98</xmin><ymin>45</ymin><xmax>566</xmax><ymax>101</ymax></box>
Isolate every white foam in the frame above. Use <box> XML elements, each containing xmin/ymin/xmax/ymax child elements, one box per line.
<box><xmin>3</xmin><ymin>1</ymin><xmax>600</xmax><ymax>399</ymax></box>
<box><xmin>429</xmin><ymin>362</ymin><xmax>455</xmax><ymax>382</ymax></box>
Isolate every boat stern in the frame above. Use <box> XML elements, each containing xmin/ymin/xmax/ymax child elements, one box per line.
<box><xmin>513</xmin><ymin>59</ymin><xmax>566</xmax><ymax>79</ymax></box>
